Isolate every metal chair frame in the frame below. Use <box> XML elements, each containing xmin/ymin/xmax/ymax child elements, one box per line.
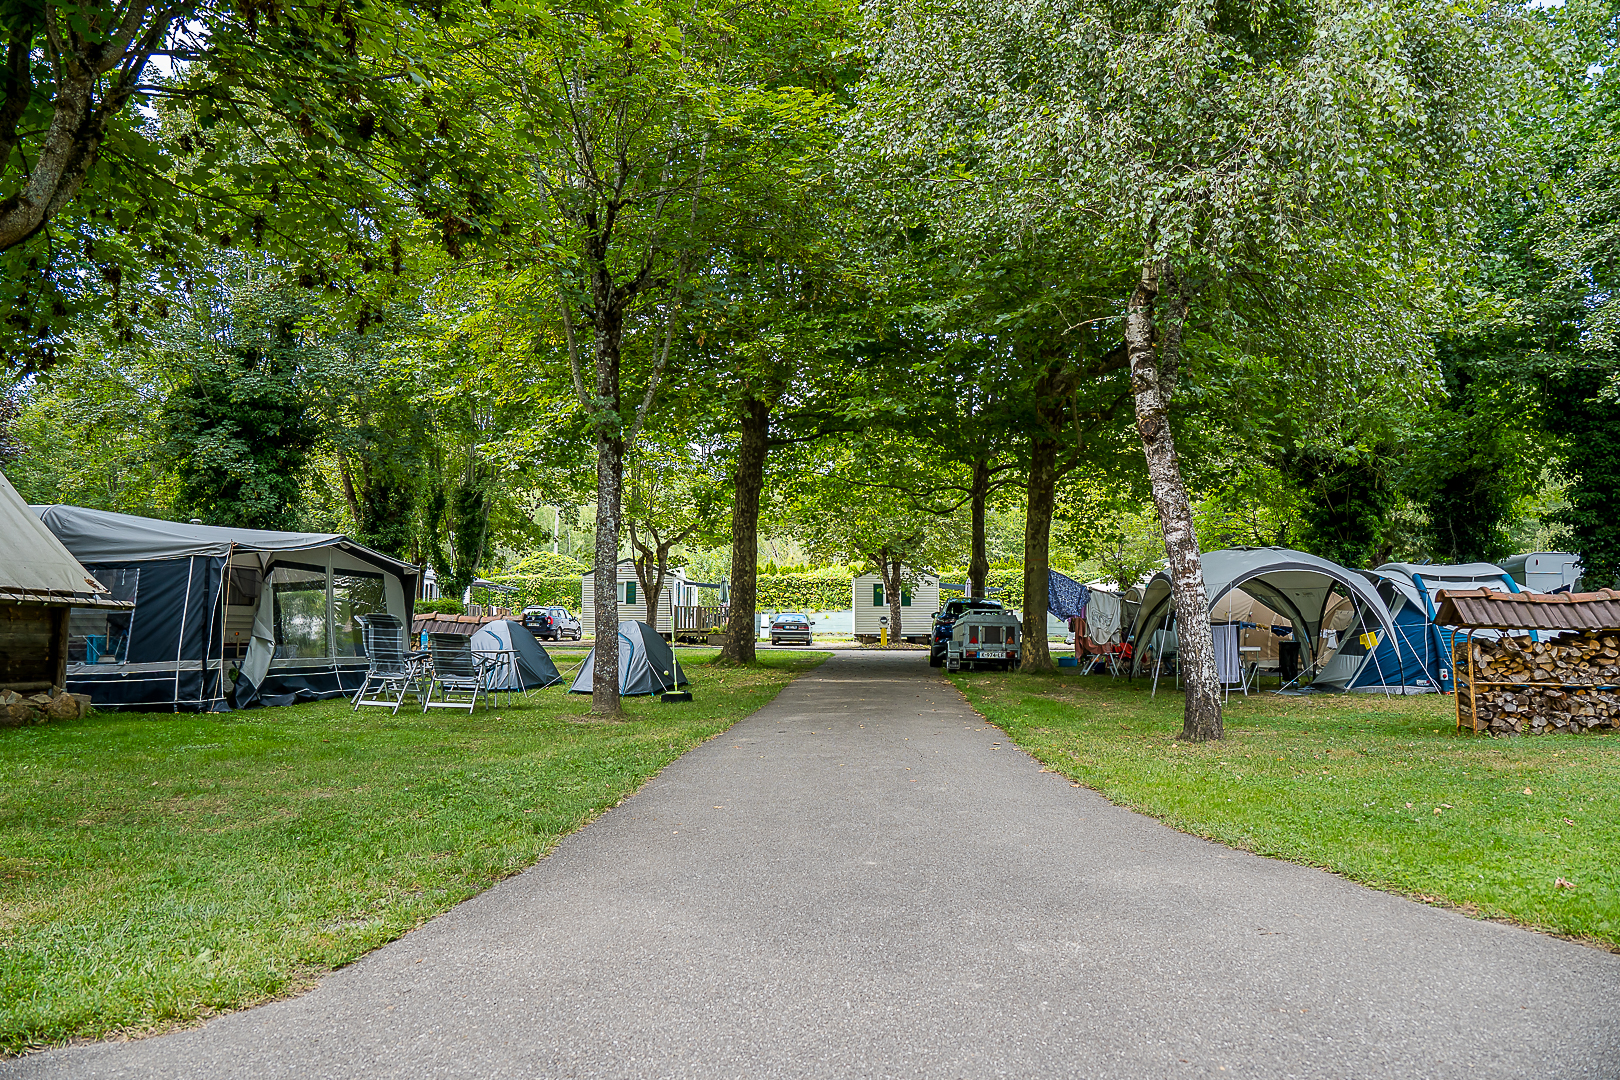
<box><xmin>423</xmin><ymin>633</ymin><xmax>497</xmax><ymax>713</ymax></box>
<box><xmin>353</xmin><ymin>614</ymin><xmax>424</xmax><ymax>714</ymax></box>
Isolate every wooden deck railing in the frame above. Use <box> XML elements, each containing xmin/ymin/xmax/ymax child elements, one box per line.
<box><xmin>673</xmin><ymin>605</ymin><xmax>725</xmax><ymax>632</ymax></box>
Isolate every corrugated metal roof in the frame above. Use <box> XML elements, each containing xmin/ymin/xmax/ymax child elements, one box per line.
<box><xmin>1432</xmin><ymin>588</ymin><xmax>1620</xmax><ymax>631</ymax></box>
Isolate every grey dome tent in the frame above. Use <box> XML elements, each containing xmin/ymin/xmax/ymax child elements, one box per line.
<box><xmin>1129</xmin><ymin>548</ymin><xmax>1399</xmax><ymax>688</ymax></box>
<box><xmin>569</xmin><ymin>621</ymin><xmax>689</xmax><ymax>696</ymax></box>
<box><xmin>32</xmin><ymin>504</ymin><xmax>417</xmax><ymax>710</ymax></box>
<box><xmin>471</xmin><ymin>620</ymin><xmax>561</xmax><ymax>690</ymax></box>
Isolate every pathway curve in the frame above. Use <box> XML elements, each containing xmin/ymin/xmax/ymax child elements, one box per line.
<box><xmin>10</xmin><ymin>652</ymin><xmax>1620</xmax><ymax>1079</ymax></box>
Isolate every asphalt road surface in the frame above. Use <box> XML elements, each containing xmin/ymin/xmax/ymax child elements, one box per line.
<box><xmin>11</xmin><ymin>651</ymin><xmax>1620</xmax><ymax>1079</ymax></box>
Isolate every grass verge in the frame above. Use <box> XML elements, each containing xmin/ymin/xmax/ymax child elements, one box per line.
<box><xmin>0</xmin><ymin>650</ymin><xmax>825</xmax><ymax>1054</ymax></box>
<box><xmin>950</xmin><ymin>668</ymin><xmax>1620</xmax><ymax>948</ymax></box>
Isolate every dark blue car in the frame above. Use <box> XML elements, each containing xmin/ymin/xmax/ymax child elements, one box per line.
<box><xmin>930</xmin><ymin>597</ymin><xmax>1005</xmax><ymax>667</ymax></box>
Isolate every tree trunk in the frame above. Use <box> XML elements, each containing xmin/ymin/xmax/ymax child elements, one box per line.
<box><xmin>336</xmin><ymin>454</ymin><xmax>362</xmax><ymax>529</ymax></box>
<box><xmin>1126</xmin><ymin>259</ymin><xmax>1221</xmax><ymax>742</ymax></box>
<box><xmin>629</xmin><ymin>525</ymin><xmax>667</xmax><ymax>631</ymax></box>
<box><xmin>720</xmin><ymin>396</ymin><xmax>769</xmax><ymax>663</ymax></box>
<box><xmin>590</xmin><ymin>303</ymin><xmax>625</xmax><ymax>717</ymax></box>
<box><xmin>887</xmin><ymin>556</ymin><xmax>905</xmax><ymax>641</ymax></box>
<box><xmin>1020</xmin><ymin>435</ymin><xmax>1057</xmax><ymax>673</ymax></box>
<box><xmin>969</xmin><ymin>458</ymin><xmax>990</xmax><ymax>600</ymax></box>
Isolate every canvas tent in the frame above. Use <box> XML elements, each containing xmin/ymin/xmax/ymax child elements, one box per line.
<box><xmin>1340</xmin><ymin>562</ymin><xmax>1525</xmax><ymax>694</ymax></box>
<box><xmin>470</xmin><ymin>620</ymin><xmax>561</xmax><ymax>690</ymax></box>
<box><xmin>1</xmin><ymin>471</ymin><xmax>129</xmax><ymax>694</ymax></box>
<box><xmin>1129</xmin><ymin>548</ymin><xmax>1398</xmax><ymax>684</ymax></box>
<box><xmin>33</xmin><ymin>505</ymin><xmax>418</xmax><ymax>710</ymax></box>
<box><xmin>1206</xmin><ymin>589</ymin><xmax>1292</xmax><ymax>665</ymax></box>
<box><xmin>569</xmin><ymin>621</ymin><xmax>689</xmax><ymax>696</ymax></box>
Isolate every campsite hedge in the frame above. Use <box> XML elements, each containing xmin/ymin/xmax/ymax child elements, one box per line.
<box><xmin>756</xmin><ymin>570</ymin><xmax>854</xmax><ymax>613</ymax></box>
<box><xmin>938</xmin><ymin>568</ymin><xmax>1025</xmax><ymax>610</ymax></box>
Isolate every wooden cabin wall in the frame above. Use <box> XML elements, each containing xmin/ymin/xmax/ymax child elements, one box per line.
<box><xmin>0</xmin><ymin>604</ymin><xmax>68</xmax><ymax>693</ymax></box>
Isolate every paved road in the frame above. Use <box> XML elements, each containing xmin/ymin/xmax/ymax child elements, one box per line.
<box><xmin>11</xmin><ymin>652</ymin><xmax>1620</xmax><ymax>1079</ymax></box>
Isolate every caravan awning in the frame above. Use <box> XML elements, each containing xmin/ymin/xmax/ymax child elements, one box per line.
<box><xmin>32</xmin><ymin>504</ymin><xmax>415</xmax><ymax>576</ymax></box>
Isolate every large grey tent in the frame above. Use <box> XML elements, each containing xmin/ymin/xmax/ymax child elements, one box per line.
<box><xmin>471</xmin><ymin>620</ymin><xmax>561</xmax><ymax>690</ymax></box>
<box><xmin>1129</xmin><ymin>548</ymin><xmax>1398</xmax><ymax>684</ymax></box>
<box><xmin>569</xmin><ymin>621</ymin><xmax>689</xmax><ymax>696</ymax></box>
<box><xmin>33</xmin><ymin>504</ymin><xmax>417</xmax><ymax>710</ymax></box>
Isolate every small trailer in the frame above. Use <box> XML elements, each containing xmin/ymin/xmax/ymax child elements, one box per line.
<box><xmin>946</xmin><ymin>610</ymin><xmax>1021</xmax><ymax>672</ymax></box>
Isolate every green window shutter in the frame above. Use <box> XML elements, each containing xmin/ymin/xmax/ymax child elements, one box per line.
<box><xmin>626</xmin><ymin>582</ymin><xmax>636</xmax><ymax>605</ymax></box>
<box><xmin>872</xmin><ymin>583</ymin><xmax>883</xmax><ymax>607</ymax></box>
<box><xmin>902</xmin><ymin>588</ymin><xmax>912</xmax><ymax>607</ymax></box>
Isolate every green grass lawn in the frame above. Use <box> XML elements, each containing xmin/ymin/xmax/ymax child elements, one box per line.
<box><xmin>0</xmin><ymin>650</ymin><xmax>826</xmax><ymax>1054</ymax></box>
<box><xmin>950</xmin><ymin>668</ymin><xmax>1620</xmax><ymax>949</ymax></box>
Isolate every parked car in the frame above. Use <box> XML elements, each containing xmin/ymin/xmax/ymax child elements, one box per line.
<box><xmin>769</xmin><ymin>612</ymin><xmax>815</xmax><ymax>646</ymax></box>
<box><xmin>946</xmin><ymin>609</ymin><xmax>1021</xmax><ymax>672</ymax></box>
<box><xmin>522</xmin><ymin>605</ymin><xmax>581</xmax><ymax>641</ymax></box>
<box><xmin>930</xmin><ymin>597</ymin><xmax>1004</xmax><ymax>668</ymax></box>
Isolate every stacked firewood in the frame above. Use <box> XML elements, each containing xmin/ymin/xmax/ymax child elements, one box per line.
<box><xmin>1457</xmin><ymin>631</ymin><xmax>1620</xmax><ymax>735</ymax></box>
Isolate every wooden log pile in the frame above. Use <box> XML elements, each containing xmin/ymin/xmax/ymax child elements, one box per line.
<box><xmin>1458</xmin><ymin>631</ymin><xmax>1620</xmax><ymax>735</ymax></box>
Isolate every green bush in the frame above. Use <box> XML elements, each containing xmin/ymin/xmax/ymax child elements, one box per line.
<box><xmin>415</xmin><ymin>597</ymin><xmax>465</xmax><ymax>615</ymax></box>
<box><xmin>938</xmin><ymin>567</ymin><xmax>1024</xmax><ymax>609</ymax></box>
<box><xmin>757</xmin><ymin>570</ymin><xmax>854</xmax><ymax>612</ymax></box>
<box><xmin>506</xmin><ymin>552</ymin><xmax>589</xmax><ymax>576</ymax></box>
<box><xmin>487</xmin><ymin>575</ymin><xmax>584</xmax><ymax>610</ymax></box>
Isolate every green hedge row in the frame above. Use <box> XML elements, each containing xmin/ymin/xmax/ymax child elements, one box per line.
<box><xmin>482</xmin><ymin>575</ymin><xmax>583</xmax><ymax>610</ymax></box>
<box><xmin>757</xmin><ymin>572</ymin><xmax>854</xmax><ymax>612</ymax></box>
<box><xmin>938</xmin><ymin>568</ymin><xmax>1025</xmax><ymax>610</ymax></box>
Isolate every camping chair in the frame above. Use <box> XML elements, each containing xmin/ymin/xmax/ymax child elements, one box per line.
<box><xmin>353</xmin><ymin>614</ymin><xmax>424</xmax><ymax>714</ymax></box>
<box><xmin>423</xmin><ymin>633</ymin><xmax>498</xmax><ymax>713</ymax></box>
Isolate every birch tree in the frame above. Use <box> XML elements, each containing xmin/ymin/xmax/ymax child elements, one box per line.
<box><xmin>857</xmin><ymin>0</ymin><xmax>1520</xmax><ymax>738</ymax></box>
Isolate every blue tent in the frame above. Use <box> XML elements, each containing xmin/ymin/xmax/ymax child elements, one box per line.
<box><xmin>471</xmin><ymin>620</ymin><xmax>561</xmax><ymax>690</ymax></box>
<box><xmin>1337</xmin><ymin>563</ymin><xmax>1527</xmax><ymax>693</ymax></box>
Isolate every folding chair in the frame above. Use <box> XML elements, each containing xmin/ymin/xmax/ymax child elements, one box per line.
<box><xmin>353</xmin><ymin>614</ymin><xmax>424</xmax><ymax>714</ymax></box>
<box><xmin>423</xmin><ymin>632</ymin><xmax>496</xmax><ymax>713</ymax></box>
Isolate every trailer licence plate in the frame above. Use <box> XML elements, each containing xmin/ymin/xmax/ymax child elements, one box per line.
<box><xmin>980</xmin><ymin>649</ymin><xmax>1005</xmax><ymax>659</ymax></box>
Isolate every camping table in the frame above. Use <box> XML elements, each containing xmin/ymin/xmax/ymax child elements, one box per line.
<box><xmin>1238</xmin><ymin>646</ymin><xmax>1261</xmax><ymax>694</ymax></box>
<box><xmin>474</xmin><ymin>648</ymin><xmax>520</xmax><ymax>704</ymax></box>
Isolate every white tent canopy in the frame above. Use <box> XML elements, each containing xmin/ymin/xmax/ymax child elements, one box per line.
<box><xmin>2</xmin><ymin>473</ymin><xmax>117</xmax><ymax>603</ymax></box>
<box><xmin>1130</xmin><ymin>547</ymin><xmax>1398</xmax><ymax>677</ymax></box>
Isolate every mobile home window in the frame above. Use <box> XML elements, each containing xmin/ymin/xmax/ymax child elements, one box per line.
<box><xmin>621</xmin><ymin>581</ymin><xmax>637</xmax><ymax>605</ymax></box>
<box><xmin>901</xmin><ymin>587</ymin><xmax>912</xmax><ymax>607</ymax></box>
<box><xmin>872</xmin><ymin>583</ymin><xmax>883</xmax><ymax>607</ymax></box>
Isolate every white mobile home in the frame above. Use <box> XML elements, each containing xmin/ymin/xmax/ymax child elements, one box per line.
<box><xmin>581</xmin><ymin>559</ymin><xmax>696</xmax><ymax>636</ymax></box>
<box><xmin>851</xmin><ymin>569</ymin><xmax>939</xmax><ymax>643</ymax></box>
